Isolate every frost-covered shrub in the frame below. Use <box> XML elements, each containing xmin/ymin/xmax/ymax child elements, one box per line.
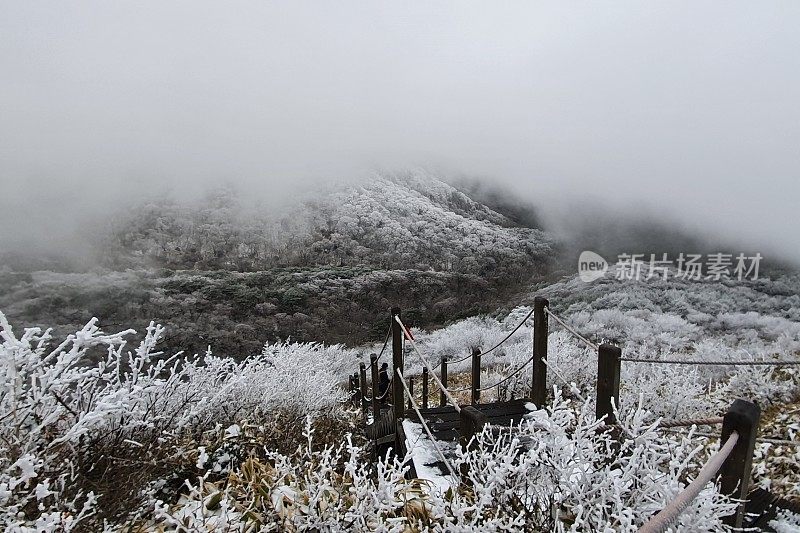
<box><xmin>0</xmin><ymin>313</ymin><xmax>347</xmax><ymax>530</ymax></box>
<box><xmin>397</xmin><ymin>275</ymin><xmax>800</xmax><ymax>501</ymax></box>
<box><xmin>771</xmin><ymin>509</ymin><xmax>800</xmax><ymax>533</ymax></box>
<box><xmin>177</xmin><ymin>341</ymin><xmax>349</xmax><ymax>429</ymax></box>
<box><xmin>149</xmin><ymin>394</ymin><xmax>737</xmax><ymax>532</ymax></box>
<box><xmin>3</xmin><ymin>269</ymin><xmax>800</xmax><ymax>530</ymax></box>
<box><xmin>454</xmin><ymin>392</ymin><xmax>737</xmax><ymax>532</ymax></box>
<box><xmin>397</xmin><ymin>273</ymin><xmax>800</xmax><ymax>418</ymax></box>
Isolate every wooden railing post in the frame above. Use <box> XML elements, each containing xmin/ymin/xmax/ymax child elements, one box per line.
<box><xmin>370</xmin><ymin>353</ymin><xmax>380</xmax><ymax>422</ymax></box>
<box><xmin>459</xmin><ymin>405</ymin><xmax>487</xmax><ymax>481</ymax></box>
<box><xmin>407</xmin><ymin>377</ymin><xmax>414</xmax><ymax>410</ymax></box>
<box><xmin>422</xmin><ymin>367</ymin><xmax>429</xmax><ymax>409</ymax></box>
<box><xmin>471</xmin><ymin>347</ymin><xmax>481</xmax><ymax>405</ymax></box>
<box><xmin>532</xmin><ymin>296</ymin><xmax>549</xmax><ymax>408</ymax></box>
<box><xmin>348</xmin><ymin>374</ymin><xmax>354</xmax><ymax>404</ymax></box>
<box><xmin>359</xmin><ymin>362</ymin><xmax>368</xmax><ymax>412</ymax></box>
<box><xmin>440</xmin><ymin>356</ymin><xmax>448</xmax><ymax>407</ymax></box>
<box><xmin>459</xmin><ymin>405</ymin><xmax>487</xmax><ymax>451</ymax></box>
<box><xmin>596</xmin><ymin>344</ymin><xmax>621</xmax><ymax>424</ymax></box>
<box><xmin>391</xmin><ymin>307</ymin><xmax>404</xmax><ymax>421</ymax></box>
<box><xmin>718</xmin><ymin>399</ymin><xmax>761</xmax><ymax>529</ymax></box>
<box><xmin>351</xmin><ymin>373</ymin><xmax>360</xmax><ymax>406</ymax></box>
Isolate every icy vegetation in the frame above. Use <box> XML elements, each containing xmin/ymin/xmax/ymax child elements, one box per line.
<box><xmin>404</xmin><ymin>273</ymin><xmax>800</xmax><ymax>401</ymax></box>
<box><xmin>1</xmin><ymin>171</ymin><xmax>798</xmax><ymax>530</ymax></box>
<box><xmin>148</xmin><ymin>397</ymin><xmax>739</xmax><ymax>532</ymax></box>
<box><xmin>0</xmin><ymin>314</ymin><xmax>353</xmax><ymax>531</ymax></box>
<box><xmin>101</xmin><ymin>171</ymin><xmax>553</xmax><ymax>275</ymax></box>
<box><xmin>2</xmin><ymin>270</ymin><xmax>799</xmax><ymax>531</ymax></box>
<box><xmin>400</xmin><ymin>272</ymin><xmax>800</xmax><ymax>510</ymax></box>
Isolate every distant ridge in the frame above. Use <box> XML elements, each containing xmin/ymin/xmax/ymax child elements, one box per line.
<box><xmin>101</xmin><ymin>170</ymin><xmax>556</xmax><ymax>277</ymax></box>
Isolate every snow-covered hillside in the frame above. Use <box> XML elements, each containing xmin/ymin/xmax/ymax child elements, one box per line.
<box><xmin>102</xmin><ymin>170</ymin><xmax>554</xmax><ymax>276</ymax></box>
<box><xmin>0</xmin><ymin>171</ymin><xmax>558</xmax><ymax>355</ymax></box>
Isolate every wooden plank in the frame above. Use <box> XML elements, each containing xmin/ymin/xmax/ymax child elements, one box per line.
<box><xmin>429</xmin><ymin>429</ymin><xmax>460</xmax><ymax>441</ymax></box>
<box><xmin>375</xmin><ymin>434</ymin><xmax>395</xmax><ymax>446</ymax></box>
<box><xmin>745</xmin><ymin>487</ymin><xmax>800</xmax><ymax>530</ymax></box>
<box><xmin>412</xmin><ymin>400</ymin><xmax>533</xmax><ymax>442</ymax></box>
<box><xmin>418</xmin><ymin>399</ymin><xmax>531</xmax><ymax>418</ymax></box>
<box><xmin>402</xmin><ymin>399</ymin><xmax>536</xmax><ymax>464</ymax></box>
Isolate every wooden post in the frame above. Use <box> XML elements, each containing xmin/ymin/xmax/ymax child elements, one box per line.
<box><xmin>422</xmin><ymin>367</ymin><xmax>429</xmax><ymax>409</ymax></box>
<box><xmin>407</xmin><ymin>377</ymin><xmax>414</xmax><ymax>410</ymax></box>
<box><xmin>532</xmin><ymin>296</ymin><xmax>549</xmax><ymax>408</ymax></box>
<box><xmin>471</xmin><ymin>347</ymin><xmax>481</xmax><ymax>405</ymax></box>
<box><xmin>718</xmin><ymin>399</ymin><xmax>761</xmax><ymax>529</ymax></box>
<box><xmin>459</xmin><ymin>406</ymin><xmax>488</xmax><ymax>451</ymax></box>
<box><xmin>440</xmin><ymin>356</ymin><xmax>448</xmax><ymax>407</ymax></box>
<box><xmin>359</xmin><ymin>362</ymin><xmax>368</xmax><ymax>411</ymax></box>
<box><xmin>391</xmin><ymin>308</ymin><xmax>404</xmax><ymax>421</ymax></box>
<box><xmin>348</xmin><ymin>374</ymin><xmax>354</xmax><ymax>404</ymax></box>
<box><xmin>350</xmin><ymin>373</ymin><xmax>359</xmax><ymax>406</ymax></box>
<box><xmin>459</xmin><ymin>405</ymin><xmax>487</xmax><ymax>482</ymax></box>
<box><xmin>596</xmin><ymin>344</ymin><xmax>622</xmax><ymax>424</ymax></box>
<box><xmin>370</xmin><ymin>353</ymin><xmax>380</xmax><ymax>422</ymax></box>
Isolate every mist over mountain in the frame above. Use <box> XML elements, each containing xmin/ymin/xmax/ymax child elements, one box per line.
<box><xmin>4</xmin><ymin>169</ymin><xmax>791</xmax><ymax>359</ymax></box>
<box><xmin>0</xmin><ymin>171</ymin><xmax>560</xmax><ymax>355</ymax></box>
<box><xmin>99</xmin><ymin>171</ymin><xmax>553</xmax><ymax>275</ymax></box>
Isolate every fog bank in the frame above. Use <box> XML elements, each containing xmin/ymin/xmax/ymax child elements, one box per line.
<box><xmin>1</xmin><ymin>2</ymin><xmax>798</xmax><ymax>264</ymax></box>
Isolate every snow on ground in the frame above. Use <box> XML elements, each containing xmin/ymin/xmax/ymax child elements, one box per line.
<box><xmin>401</xmin><ymin>420</ymin><xmax>456</xmax><ymax>494</ymax></box>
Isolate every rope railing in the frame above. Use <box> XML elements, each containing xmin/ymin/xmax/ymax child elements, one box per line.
<box><xmin>396</xmin><ymin>368</ymin><xmax>459</xmax><ymax>481</ymax></box>
<box><xmin>403</xmin><ymin>307</ymin><xmax>537</xmax><ymax>397</ymax></box>
<box><xmin>362</xmin><ymin>379</ymin><xmax>392</xmax><ymax>403</ymax></box>
<box><xmin>396</xmin><ymin>315</ymin><xmax>462</xmax><ymax>413</ymax></box>
<box><xmin>358</xmin><ymin>303</ymin><xmax>783</xmax><ymax>530</ymax></box>
<box><xmin>448</xmin><ymin>353</ymin><xmax>536</xmax><ymax>393</ymax></box>
<box><xmin>542</xmin><ymin>359</ymin><xmax>588</xmax><ymax>403</ymax></box>
<box><xmin>656</xmin><ymin>416</ymin><xmax>724</xmax><ymax>429</ymax></box>
<box><xmin>754</xmin><ymin>436</ymin><xmax>800</xmax><ymax>446</ymax></box>
<box><xmin>621</xmin><ymin>357</ymin><xmax>800</xmax><ymax>366</ymax></box>
<box><xmin>547</xmin><ymin>306</ymin><xmax>800</xmax><ymax>367</ymax></box>
<box><xmin>488</xmin><ymin>416</ymin><xmax>728</xmax><ymax>438</ymax></box>
<box><xmin>544</xmin><ymin>307</ymin><xmax>600</xmax><ymax>351</ymax></box>
<box><xmin>595</xmin><ymin>415</ymin><xmax>725</xmax><ymax>435</ymax></box>
<box><xmin>375</xmin><ymin>327</ymin><xmax>391</xmax><ymax>362</ymax></box>
<box><xmin>448</xmin><ymin>307</ymin><xmax>536</xmax><ymax>364</ymax></box>
<box><xmin>638</xmin><ymin>431</ymin><xmax>740</xmax><ymax>533</ymax></box>
<box><xmin>662</xmin><ymin>427</ymin><xmax>800</xmax><ymax>447</ymax></box>
<box><xmin>447</xmin><ymin>351</ymin><xmax>474</xmax><ymax>364</ymax></box>
<box><xmin>360</xmin><ymin>328</ymin><xmax>393</xmax><ymax>403</ymax></box>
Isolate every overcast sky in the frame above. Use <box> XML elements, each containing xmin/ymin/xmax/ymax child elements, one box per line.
<box><xmin>1</xmin><ymin>2</ymin><xmax>798</xmax><ymax>262</ymax></box>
